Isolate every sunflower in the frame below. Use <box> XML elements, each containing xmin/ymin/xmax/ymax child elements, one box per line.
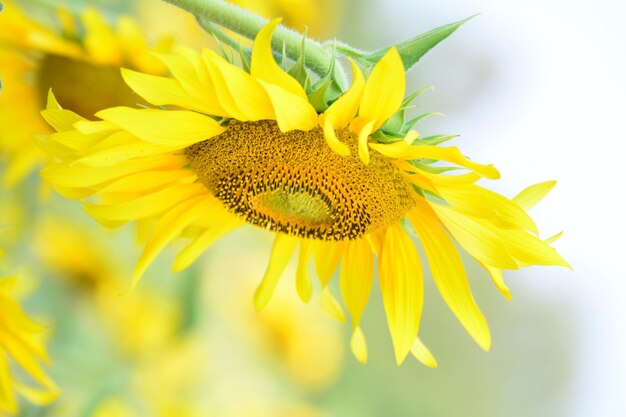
<box><xmin>0</xmin><ymin>275</ymin><xmax>58</xmax><ymax>415</ymax></box>
<box><xmin>0</xmin><ymin>0</ymin><xmax>170</xmax><ymax>185</ymax></box>
<box><xmin>39</xmin><ymin>19</ymin><xmax>569</xmax><ymax>365</ymax></box>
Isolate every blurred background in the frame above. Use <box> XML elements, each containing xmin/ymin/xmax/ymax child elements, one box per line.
<box><xmin>1</xmin><ymin>0</ymin><xmax>625</xmax><ymax>416</ymax></box>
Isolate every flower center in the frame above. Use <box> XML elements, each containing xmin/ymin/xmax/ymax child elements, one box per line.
<box><xmin>38</xmin><ymin>54</ymin><xmax>146</xmax><ymax>119</ymax></box>
<box><xmin>185</xmin><ymin>120</ymin><xmax>416</xmax><ymax>241</ymax></box>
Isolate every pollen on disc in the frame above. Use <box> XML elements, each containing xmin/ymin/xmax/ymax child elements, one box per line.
<box><xmin>185</xmin><ymin>120</ymin><xmax>415</xmax><ymax>241</ymax></box>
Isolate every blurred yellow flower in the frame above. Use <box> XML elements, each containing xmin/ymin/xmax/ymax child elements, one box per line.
<box><xmin>39</xmin><ymin>19</ymin><xmax>569</xmax><ymax>365</ymax></box>
<box><xmin>0</xmin><ymin>0</ymin><xmax>171</xmax><ymax>186</ymax></box>
<box><xmin>33</xmin><ymin>217</ymin><xmax>181</xmax><ymax>357</ymax></box>
<box><xmin>0</xmin><ymin>276</ymin><xmax>58</xmax><ymax>415</ymax></box>
<box><xmin>203</xmin><ymin>247</ymin><xmax>344</xmax><ymax>391</ymax></box>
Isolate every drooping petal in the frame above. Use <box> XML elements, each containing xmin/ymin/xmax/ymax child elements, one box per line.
<box><xmin>96</xmin><ymin>107</ymin><xmax>225</xmax><ymax>147</ymax></box>
<box><xmin>379</xmin><ymin>223</ymin><xmax>424</xmax><ymax>365</ymax></box>
<box><xmin>370</xmin><ymin>141</ymin><xmax>500</xmax><ymax>179</ymax></box>
<box><xmin>410</xmin><ymin>337</ymin><xmax>437</xmax><ymax>368</ymax></box>
<box><xmin>481</xmin><ymin>263</ymin><xmax>512</xmax><ymax>300</ymax></box>
<box><xmin>339</xmin><ymin>238</ymin><xmax>374</xmax><ymax>330</ymax></box>
<box><xmin>250</xmin><ymin>19</ymin><xmax>308</xmax><ymax>99</ymax></box>
<box><xmin>435</xmin><ymin>183</ymin><xmax>538</xmax><ymax>234</ymax></box>
<box><xmin>319</xmin><ymin>287</ymin><xmax>346</xmax><ymax>322</ymax></box>
<box><xmin>173</xmin><ymin>216</ymin><xmax>243</xmax><ymax>272</ymax></box>
<box><xmin>312</xmin><ymin>240</ymin><xmax>344</xmax><ymax>287</ymax></box>
<box><xmin>431</xmin><ymin>203</ymin><xmax>518</xmax><ymax>269</ymax></box>
<box><xmin>295</xmin><ymin>240</ymin><xmax>313</xmax><ymax>302</ymax></box>
<box><xmin>253</xmin><ymin>234</ymin><xmax>299</xmax><ymax>311</ymax></box>
<box><xmin>433</xmin><ymin>204</ymin><xmax>570</xmax><ymax>269</ymax></box>
<box><xmin>358</xmin><ymin>47</ymin><xmax>405</xmax><ymax>131</ymax></box>
<box><xmin>512</xmin><ymin>180</ymin><xmax>557</xmax><ymax>211</ymax></box>
<box><xmin>131</xmin><ymin>195</ymin><xmax>215</xmax><ymax>289</ymax></box>
<box><xmin>407</xmin><ymin>200</ymin><xmax>491</xmax><ymax>351</ymax></box>
<box><xmin>350</xmin><ymin>326</ymin><xmax>368</xmax><ymax>364</ymax></box>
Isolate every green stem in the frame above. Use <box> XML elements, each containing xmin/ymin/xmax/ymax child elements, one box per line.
<box><xmin>163</xmin><ymin>0</ymin><xmax>347</xmax><ymax>87</ymax></box>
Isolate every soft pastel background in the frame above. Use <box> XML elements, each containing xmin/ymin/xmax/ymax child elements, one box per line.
<box><xmin>2</xmin><ymin>0</ymin><xmax>624</xmax><ymax>416</ymax></box>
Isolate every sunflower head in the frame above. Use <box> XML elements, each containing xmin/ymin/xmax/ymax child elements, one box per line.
<box><xmin>39</xmin><ymin>18</ymin><xmax>569</xmax><ymax>365</ymax></box>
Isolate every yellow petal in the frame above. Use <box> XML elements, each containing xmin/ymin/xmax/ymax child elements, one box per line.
<box><xmin>81</xmin><ymin>8</ymin><xmax>121</xmax><ymax>64</ymax></box>
<box><xmin>502</xmin><ymin>228</ymin><xmax>571</xmax><ymax>269</ymax></box>
<box><xmin>85</xmin><ymin>183</ymin><xmax>204</xmax><ymax>223</ymax></box>
<box><xmin>370</xmin><ymin>142</ymin><xmax>500</xmax><ymax>179</ymax></box>
<box><xmin>257</xmin><ymin>80</ymin><xmax>318</xmax><ymax>132</ymax></box>
<box><xmin>318</xmin><ymin>287</ymin><xmax>346</xmax><ymax>322</ymax></box>
<box><xmin>379</xmin><ymin>223</ymin><xmax>423</xmax><ymax>365</ymax></box>
<box><xmin>349</xmin><ymin>117</ymin><xmax>375</xmax><ymax>165</ymax></box>
<box><xmin>173</xmin><ymin>216</ymin><xmax>243</xmax><ymax>272</ymax></box>
<box><xmin>14</xmin><ymin>383</ymin><xmax>58</xmax><ymax>405</ymax></box>
<box><xmin>41</xmin><ymin>154</ymin><xmax>184</xmax><ymax>188</ymax></box>
<box><xmin>512</xmin><ymin>180</ymin><xmax>557</xmax><ymax>211</ymax></box>
<box><xmin>295</xmin><ymin>240</ymin><xmax>313</xmax><ymax>302</ymax></box>
<box><xmin>313</xmin><ymin>240</ymin><xmax>344</xmax><ymax>287</ymax></box>
<box><xmin>96</xmin><ymin>107</ymin><xmax>225</xmax><ymax>147</ymax></box>
<box><xmin>339</xmin><ymin>238</ymin><xmax>374</xmax><ymax>329</ymax></box>
<box><xmin>431</xmin><ymin>204</ymin><xmax>518</xmax><ymax>269</ymax></box>
<box><xmin>408</xmin><ymin>201</ymin><xmax>491</xmax><ymax>351</ymax></box>
<box><xmin>253</xmin><ymin>234</ymin><xmax>298</xmax><ymax>311</ymax></box>
<box><xmin>545</xmin><ymin>231</ymin><xmax>564</xmax><ymax>245</ymax></box>
<box><xmin>121</xmin><ymin>69</ymin><xmax>224</xmax><ymax>116</ymax></box>
<box><xmin>320</xmin><ymin>114</ymin><xmax>350</xmax><ymax>156</ymax></box>
<box><xmin>41</xmin><ymin>91</ymin><xmax>86</xmax><ymax>132</ymax></box>
<box><xmin>251</xmin><ymin>19</ymin><xmax>308</xmax><ymax>99</ymax></box>
<box><xmin>0</xmin><ymin>351</ymin><xmax>18</xmax><ymax>414</ymax></box>
<box><xmin>433</xmin><ymin>204</ymin><xmax>570</xmax><ymax>269</ymax></box>
<box><xmin>410</xmin><ymin>337</ymin><xmax>438</xmax><ymax>368</ymax></box>
<box><xmin>132</xmin><ymin>196</ymin><xmax>215</xmax><ymax>289</ymax></box>
<box><xmin>350</xmin><ymin>326</ymin><xmax>368</xmax><ymax>364</ymax></box>
<box><xmin>436</xmin><ymin>183</ymin><xmax>538</xmax><ymax>234</ymax></box>
<box><xmin>358</xmin><ymin>47</ymin><xmax>405</xmax><ymax>131</ymax></box>
<box><xmin>322</xmin><ymin>59</ymin><xmax>365</xmax><ymax>128</ymax></box>
<box><xmin>153</xmin><ymin>50</ymin><xmax>211</xmax><ymax>96</ymax></box>
<box><xmin>96</xmin><ymin>169</ymin><xmax>193</xmax><ymax>203</ymax></box>
<box><xmin>202</xmin><ymin>50</ymin><xmax>275</xmax><ymax>121</ymax></box>
<box><xmin>0</xmin><ymin>333</ymin><xmax>55</xmax><ymax>389</ymax></box>
<box><xmin>481</xmin><ymin>263</ymin><xmax>512</xmax><ymax>300</ymax></box>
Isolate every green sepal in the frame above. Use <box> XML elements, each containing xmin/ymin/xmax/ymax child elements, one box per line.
<box><xmin>336</xmin><ymin>15</ymin><xmax>476</xmax><ymax>70</ymax></box>
<box><xmin>415</xmin><ymin>134</ymin><xmax>458</xmax><ymax>146</ymax></box>
<box><xmin>213</xmin><ymin>36</ymin><xmax>233</xmax><ymax>63</ymax></box>
<box><xmin>371</xmin><ymin>129</ymin><xmax>406</xmax><ymax>143</ymax></box>
<box><xmin>307</xmin><ymin>42</ymin><xmax>343</xmax><ymax>112</ymax></box>
<box><xmin>381</xmin><ymin>86</ymin><xmax>435</xmax><ymax>134</ymax></box>
<box><xmin>401</xmin><ymin>112</ymin><xmax>445</xmax><ymax>134</ymax></box>
<box><xmin>238</xmin><ymin>44</ymin><xmax>251</xmax><ymax>73</ymax></box>
<box><xmin>280</xmin><ymin>41</ymin><xmax>287</xmax><ymax>69</ymax></box>
<box><xmin>288</xmin><ymin>31</ymin><xmax>310</xmax><ymax>91</ymax></box>
<box><xmin>196</xmin><ymin>17</ymin><xmax>252</xmax><ymax>67</ymax></box>
<box><xmin>409</xmin><ymin>161</ymin><xmax>463</xmax><ymax>174</ymax></box>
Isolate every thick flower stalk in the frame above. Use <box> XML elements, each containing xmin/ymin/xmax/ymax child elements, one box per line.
<box><xmin>38</xmin><ymin>16</ymin><xmax>569</xmax><ymax>365</ymax></box>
